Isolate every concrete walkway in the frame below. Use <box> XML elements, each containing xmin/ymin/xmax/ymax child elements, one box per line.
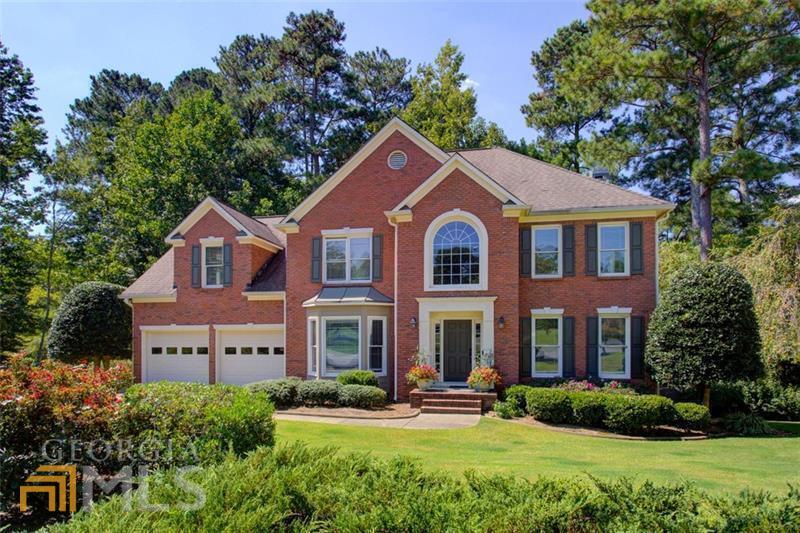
<box><xmin>275</xmin><ymin>412</ymin><xmax>481</xmax><ymax>430</ymax></box>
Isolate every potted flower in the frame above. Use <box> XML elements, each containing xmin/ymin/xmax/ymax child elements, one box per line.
<box><xmin>406</xmin><ymin>364</ymin><xmax>439</xmax><ymax>390</ymax></box>
<box><xmin>467</xmin><ymin>366</ymin><xmax>502</xmax><ymax>392</ymax></box>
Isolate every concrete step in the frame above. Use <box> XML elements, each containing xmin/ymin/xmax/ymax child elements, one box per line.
<box><xmin>422</xmin><ymin>398</ymin><xmax>482</xmax><ymax>408</ymax></box>
<box><xmin>420</xmin><ymin>405</ymin><xmax>482</xmax><ymax>415</ymax></box>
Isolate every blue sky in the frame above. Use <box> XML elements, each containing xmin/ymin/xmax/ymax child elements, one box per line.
<box><xmin>2</xmin><ymin>1</ymin><xmax>588</xmax><ymax>152</ymax></box>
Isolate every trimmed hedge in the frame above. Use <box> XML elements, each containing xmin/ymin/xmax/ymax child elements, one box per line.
<box><xmin>525</xmin><ymin>388</ymin><xmax>572</xmax><ymax>424</ymax></box>
<box><xmin>338</xmin><ymin>384</ymin><xmax>387</xmax><ymax>408</ymax></box>
<box><xmin>297</xmin><ymin>380</ymin><xmax>341</xmax><ymax>406</ymax></box>
<box><xmin>569</xmin><ymin>392</ymin><xmax>607</xmax><ymax>427</ymax></box>
<box><xmin>503</xmin><ymin>384</ymin><xmax>531</xmax><ymax>412</ymax></box>
<box><xmin>603</xmin><ymin>394</ymin><xmax>675</xmax><ymax>435</ymax></box>
<box><xmin>56</xmin><ymin>444</ymin><xmax>800</xmax><ymax>532</ymax></box>
<box><xmin>711</xmin><ymin>380</ymin><xmax>800</xmax><ymax>421</ymax></box>
<box><xmin>336</xmin><ymin>370</ymin><xmax>379</xmax><ymax>387</ymax></box>
<box><xmin>112</xmin><ymin>382</ymin><xmax>275</xmax><ymax>469</ymax></box>
<box><xmin>674</xmin><ymin>403</ymin><xmax>711</xmax><ymax>432</ymax></box>
<box><xmin>247</xmin><ymin>377</ymin><xmax>301</xmax><ymax>409</ymax></box>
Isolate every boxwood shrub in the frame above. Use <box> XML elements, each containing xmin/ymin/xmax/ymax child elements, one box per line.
<box><xmin>524</xmin><ymin>388</ymin><xmax>572</xmax><ymax>424</ymax></box>
<box><xmin>56</xmin><ymin>445</ymin><xmax>800</xmax><ymax>532</ymax></box>
<box><xmin>674</xmin><ymin>402</ymin><xmax>711</xmax><ymax>432</ymax></box>
<box><xmin>112</xmin><ymin>382</ymin><xmax>275</xmax><ymax>469</ymax></box>
<box><xmin>338</xmin><ymin>384</ymin><xmax>386</xmax><ymax>408</ymax></box>
<box><xmin>569</xmin><ymin>392</ymin><xmax>608</xmax><ymax>428</ymax></box>
<box><xmin>336</xmin><ymin>370</ymin><xmax>379</xmax><ymax>387</ymax></box>
<box><xmin>492</xmin><ymin>400</ymin><xmax>523</xmax><ymax>419</ymax></box>
<box><xmin>603</xmin><ymin>394</ymin><xmax>675</xmax><ymax>435</ymax></box>
<box><xmin>297</xmin><ymin>379</ymin><xmax>341</xmax><ymax>406</ymax></box>
<box><xmin>247</xmin><ymin>377</ymin><xmax>301</xmax><ymax>409</ymax></box>
<box><xmin>503</xmin><ymin>384</ymin><xmax>531</xmax><ymax>411</ymax></box>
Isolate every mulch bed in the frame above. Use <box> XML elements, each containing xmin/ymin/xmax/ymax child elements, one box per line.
<box><xmin>277</xmin><ymin>403</ymin><xmax>419</xmax><ymax>419</ymax></box>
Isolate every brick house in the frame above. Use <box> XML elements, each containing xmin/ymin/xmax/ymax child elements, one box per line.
<box><xmin>122</xmin><ymin>118</ymin><xmax>673</xmax><ymax>400</ymax></box>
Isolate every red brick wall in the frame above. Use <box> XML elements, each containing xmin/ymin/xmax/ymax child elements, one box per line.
<box><xmin>396</xmin><ymin>169</ymin><xmax>520</xmax><ymax>399</ymax></box>
<box><xmin>132</xmin><ymin>209</ymin><xmax>283</xmax><ymax>382</ymax></box>
<box><xmin>519</xmin><ymin>218</ymin><xmax>658</xmax><ymax>378</ymax></box>
<box><xmin>284</xmin><ymin>130</ymin><xmax>444</xmax><ymax>389</ymax></box>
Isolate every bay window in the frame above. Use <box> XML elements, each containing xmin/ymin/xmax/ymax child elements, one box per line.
<box><xmin>368</xmin><ymin>317</ymin><xmax>386</xmax><ymax>375</ymax></box>
<box><xmin>322</xmin><ymin>317</ymin><xmax>360</xmax><ymax>375</ymax></box>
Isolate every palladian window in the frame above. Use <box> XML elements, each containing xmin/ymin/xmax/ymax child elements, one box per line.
<box><xmin>432</xmin><ymin>221</ymin><xmax>480</xmax><ymax>286</ymax></box>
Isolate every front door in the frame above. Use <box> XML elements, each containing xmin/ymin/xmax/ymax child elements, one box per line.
<box><xmin>443</xmin><ymin>320</ymin><xmax>472</xmax><ymax>382</ymax></box>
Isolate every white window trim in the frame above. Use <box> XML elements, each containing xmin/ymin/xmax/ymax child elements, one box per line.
<box><xmin>532</xmin><ymin>313</ymin><xmax>563</xmax><ymax>377</ymax></box>
<box><xmin>200</xmin><ymin>237</ymin><xmax>224</xmax><ymax>288</ymax></box>
<box><xmin>423</xmin><ymin>209</ymin><xmax>489</xmax><ymax>292</ymax></box>
<box><xmin>307</xmin><ymin>317</ymin><xmax>319</xmax><ymax>377</ymax></box>
<box><xmin>597</xmin><ymin>311</ymin><xmax>631</xmax><ymax>379</ymax></box>
<box><xmin>322</xmin><ymin>229</ymin><xmax>373</xmax><ymax>284</ymax></box>
<box><xmin>598</xmin><ymin>221</ymin><xmax>630</xmax><ymax>277</ymax></box>
<box><xmin>531</xmin><ymin>225</ymin><xmax>562</xmax><ymax>279</ymax></box>
<box><xmin>367</xmin><ymin>316</ymin><xmax>387</xmax><ymax>377</ymax></box>
<box><xmin>321</xmin><ymin>316</ymin><xmax>361</xmax><ymax>377</ymax></box>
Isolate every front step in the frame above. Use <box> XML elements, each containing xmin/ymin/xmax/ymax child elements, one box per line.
<box><xmin>420</xmin><ymin>398</ymin><xmax>482</xmax><ymax>415</ymax></box>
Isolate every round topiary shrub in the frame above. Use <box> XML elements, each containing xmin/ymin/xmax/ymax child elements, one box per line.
<box><xmin>645</xmin><ymin>263</ymin><xmax>762</xmax><ymax>404</ymax></box>
<box><xmin>336</xmin><ymin>369</ymin><xmax>379</xmax><ymax>387</ymax></box>
<box><xmin>338</xmin><ymin>384</ymin><xmax>387</xmax><ymax>409</ymax></box>
<box><xmin>674</xmin><ymin>402</ymin><xmax>711</xmax><ymax>432</ymax></box>
<box><xmin>297</xmin><ymin>380</ymin><xmax>341</xmax><ymax>406</ymax></box>
<box><xmin>47</xmin><ymin>281</ymin><xmax>131</xmax><ymax>364</ymax></box>
<box><xmin>524</xmin><ymin>388</ymin><xmax>572</xmax><ymax>424</ymax></box>
<box><xmin>248</xmin><ymin>377</ymin><xmax>302</xmax><ymax>409</ymax></box>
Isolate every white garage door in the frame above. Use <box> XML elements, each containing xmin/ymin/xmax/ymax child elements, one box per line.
<box><xmin>217</xmin><ymin>326</ymin><xmax>285</xmax><ymax>385</ymax></box>
<box><xmin>143</xmin><ymin>328</ymin><xmax>209</xmax><ymax>383</ymax></box>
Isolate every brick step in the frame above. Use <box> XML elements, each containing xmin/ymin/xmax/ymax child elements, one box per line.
<box><xmin>420</xmin><ymin>405</ymin><xmax>482</xmax><ymax>415</ymax></box>
<box><xmin>421</xmin><ymin>398</ymin><xmax>482</xmax><ymax>408</ymax></box>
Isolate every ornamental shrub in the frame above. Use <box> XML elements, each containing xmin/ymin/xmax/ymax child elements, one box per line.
<box><xmin>645</xmin><ymin>263</ymin><xmax>762</xmax><ymax>401</ymax></box>
<box><xmin>55</xmin><ymin>444</ymin><xmax>800</xmax><ymax>532</ymax></box>
<box><xmin>337</xmin><ymin>384</ymin><xmax>387</xmax><ymax>408</ymax></box>
<box><xmin>603</xmin><ymin>394</ymin><xmax>675</xmax><ymax>435</ymax></box>
<box><xmin>248</xmin><ymin>377</ymin><xmax>301</xmax><ymax>408</ymax></box>
<box><xmin>569</xmin><ymin>392</ymin><xmax>608</xmax><ymax>427</ymax></box>
<box><xmin>297</xmin><ymin>379</ymin><xmax>341</xmax><ymax>406</ymax></box>
<box><xmin>47</xmin><ymin>282</ymin><xmax>132</xmax><ymax>364</ymax></box>
<box><xmin>492</xmin><ymin>400</ymin><xmax>523</xmax><ymax>419</ymax></box>
<box><xmin>503</xmin><ymin>384</ymin><xmax>531</xmax><ymax>411</ymax></box>
<box><xmin>674</xmin><ymin>403</ymin><xmax>711</xmax><ymax>432</ymax></box>
<box><xmin>524</xmin><ymin>388</ymin><xmax>572</xmax><ymax>424</ymax></box>
<box><xmin>336</xmin><ymin>369</ymin><xmax>379</xmax><ymax>387</ymax></box>
<box><xmin>722</xmin><ymin>413</ymin><xmax>775</xmax><ymax>436</ymax></box>
<box><xmin>112</xmin><ymin>382</ymin><xmax>275</xmax><ymax>469</ymax></box>
<box><xmin>711</xmin><ymin>380</ymin><xmax>800</xmax><ymax>420</ymax></box>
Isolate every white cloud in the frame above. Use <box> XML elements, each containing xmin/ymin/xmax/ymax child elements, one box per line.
<box><xmin>461</xmin><ymin>78</ymin><xmax>480</xmax><ymax>90</ymax></box>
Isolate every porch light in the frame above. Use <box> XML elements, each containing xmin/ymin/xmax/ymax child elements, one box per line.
<box><xmin>498</xmin><ymin>316</ymin><xmax>505</xmax><ymax>329</ymax></box>
<box><xmin>410</xmin><ymin>317</ymin><xmax>417</xmax><ymax>328</ymax></box>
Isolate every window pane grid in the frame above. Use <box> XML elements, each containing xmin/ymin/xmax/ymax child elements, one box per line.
<box><xmin>533</xmin><ymin>318</ymin><xmax>560</xmax><ymax>375</ymax></box>
<box><xmin>599</xmin><ymin>225</ymin><xmax>627</xmax><ymax>274</ymax></box>
<box><xmin>433</xmin><ymin>221</ymin><xmax>480</xmax><ymax>285</ymax></box>
<box><xmin>325</xmin><ymin>237</ymin><xmax>371</xmax><ymax>282</ymax></box>
<box><xmin>599</xmin><ymin>316</ymin><xmax>627</xmax><ymax>375</ymax></box>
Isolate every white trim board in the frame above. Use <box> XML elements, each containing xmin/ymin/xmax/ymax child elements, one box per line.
<box><xmin>281</xmin><ymin>118</ymin><xmax>449</xmax><ymax>224</ymax></box>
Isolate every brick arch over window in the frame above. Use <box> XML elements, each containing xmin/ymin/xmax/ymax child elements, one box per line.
<box><xmin>423</xmin><ymin>210</ymin><xmax>489</xmax><ymax>291</ymax></box>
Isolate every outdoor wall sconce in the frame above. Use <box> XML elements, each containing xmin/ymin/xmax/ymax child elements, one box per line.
<box><xmin>410</xmin><ymin>317</ymin><xmax>417</xmax><ymax>328</ymax></box>
<box><xmin>498</xmin><ymin>316</ymin><xmax>505</xmax><ymax>329</ymax></box>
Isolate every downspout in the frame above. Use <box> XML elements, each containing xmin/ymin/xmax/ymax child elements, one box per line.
<box><xmin>388</xmin><ymin>217</ymin><xmax>399</xmax><ymax>401</ymax></box>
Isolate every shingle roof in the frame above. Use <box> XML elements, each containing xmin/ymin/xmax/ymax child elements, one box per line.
<box><xmin>303</xmin><ymin>286</ymin><xmax>393</xmax><ymax>307</ymax></box>
<box><xmin>215</xmin><ymin>200</ymin><xmax>284</xmax><ymax>247</ymax></box>
<box><xmin>246</xmin><ymin>250</ymin><xmax>286</xmax><ymax>292</ymax></box>
<box><xmin>120</xmin><ymin>248</ymin><xmax>175</xmax><ymax>298</ymax></box>
<box><xmin>455</xmin><ymin>147</ymin><xmax>672</xmax><ymax>212</ymax></box>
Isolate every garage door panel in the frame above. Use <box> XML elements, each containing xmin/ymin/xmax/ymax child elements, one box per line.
<box><xmin>218</xmin><ymin>328</ymin><xmax>285</xmax><ymax>385</ymax></box>
<box><xmin>145</xmin><ymin>330</ymin><xmax>209</xmax><ymax>383</ymax></box>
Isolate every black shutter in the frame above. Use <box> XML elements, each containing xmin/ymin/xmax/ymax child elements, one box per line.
<box><xmin>631</xmin><ymin>222</ymin><xmax>644</xmax><ymax>275</ymax></box>
<box><xmin>372</xmin><ymin>234</ymin><xmax>383</xmax><ymax>281</ymax></box>
<box><xmin>563</xmin><ymin>317</ymin><xmax>575</xmax><ymax>377</ymax></box>
<box><xmin>586</xmin><ymin>316</ymin><xmax>599</xmax><ymax>377</ymax></box>
<box><xmin>631</xmin><ymin>316</ymin><xmax>645</xmax><ymax>378</ymax></box>
<box><xmin>191</xmin><ymin>245</ymin><xmax>201</xmax><ymax>288</ymax></box>
<box><xmin>585</xmin><ymin>224</ymin><xmax>597</xmax><ymax>275</ymax></box>
<box><xmin>311</xmin><ymin>237</ymin><xmax>322</xmax><ymax>282</ymax></box>
<box><xmin>223</xmin><ymin>243</ymin><xmax>233</xmax><ymax>287</ymax></box>
<box><xmin>520</xmin><ymin>317</ymin><xmax>532</xmax><ymax>378</ymax></box>
<box><xmin>563</xmin><ymin>225</ymin><xmax>575</xmax><ymax>276</ymax></box>
<box><xmin>520</xmin><ymin>228</ymin><xmax>531</xmax><ymax>277</ymax></box>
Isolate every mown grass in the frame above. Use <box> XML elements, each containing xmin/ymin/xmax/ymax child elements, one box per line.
<box><xmin>276</xmin><ymin>417</ymin><xmax>800</xmax><ymax>494</ymax></box>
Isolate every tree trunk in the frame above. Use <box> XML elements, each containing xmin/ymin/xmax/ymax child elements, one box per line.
<box><xmin>36</xmin><ymin>193</ymin><xmax>58</xmax><ymax>360</ymax></box>
<box><xmin>690</xmin><ymin>181</ymin><xmax>701</xmax><ymax>232</ymax></box>
<box><xmin>696</xmin><ymin>60</ymin><xmax>713</xmax><ymax>262</ymax></box>
<box><xmin>738</xmin><ymin>178</ymin><xmax>750</xmax><ymax>204</ymax></box>
<box><xmin>93</xmin><ymin>355</ymin><xmax>102</xmax><ymax>371</ymax></box>
<box><xmin>702</xmin><ymin>384</ymin><xmax>711</xmax><ymax>410</ymax></box>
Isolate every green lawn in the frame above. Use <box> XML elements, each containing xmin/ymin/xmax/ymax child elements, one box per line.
<box><xmin>276</xmin><ymin>417</ymin><xmax>800</xmax><ymax>495</ymax></box>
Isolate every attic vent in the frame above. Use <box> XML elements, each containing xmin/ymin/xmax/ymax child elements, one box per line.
<box><xmin>387</xmin><ymin>150</ymin><xmax>407</xmax><ymax>170</ymax></box>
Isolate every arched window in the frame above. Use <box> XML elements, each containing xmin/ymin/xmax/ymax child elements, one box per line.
<box><xmin>432</xmin><ymin>221</ymin><xmax>480</xmax><ymax>286</ymax></box>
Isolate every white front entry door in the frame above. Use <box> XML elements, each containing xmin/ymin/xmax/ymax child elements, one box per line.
<box><xmin>217</xmin><ymin>326</ymin><xmax>285</xmax><ymax>385</ymax></box>
<box><xmin>143</xmin><ymin>328</ymin><xmax>210</xmax><ymax>383</ymax></box>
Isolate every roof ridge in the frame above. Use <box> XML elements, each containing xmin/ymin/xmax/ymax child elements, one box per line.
<box><xmin>489</xmin><ymin>147</ymin><xmax>671</xmax><ymax>205</ymax></box>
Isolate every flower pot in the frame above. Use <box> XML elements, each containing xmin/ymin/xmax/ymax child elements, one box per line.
<box><xmin>472</xmin><ymin>380</ymin><xmax>493</xmax><ymax>392</ymax></box>
<box><xmin>417</xmin><ymin>379</ymin><xmax>435</xmax><ymax>391</ymax></box>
